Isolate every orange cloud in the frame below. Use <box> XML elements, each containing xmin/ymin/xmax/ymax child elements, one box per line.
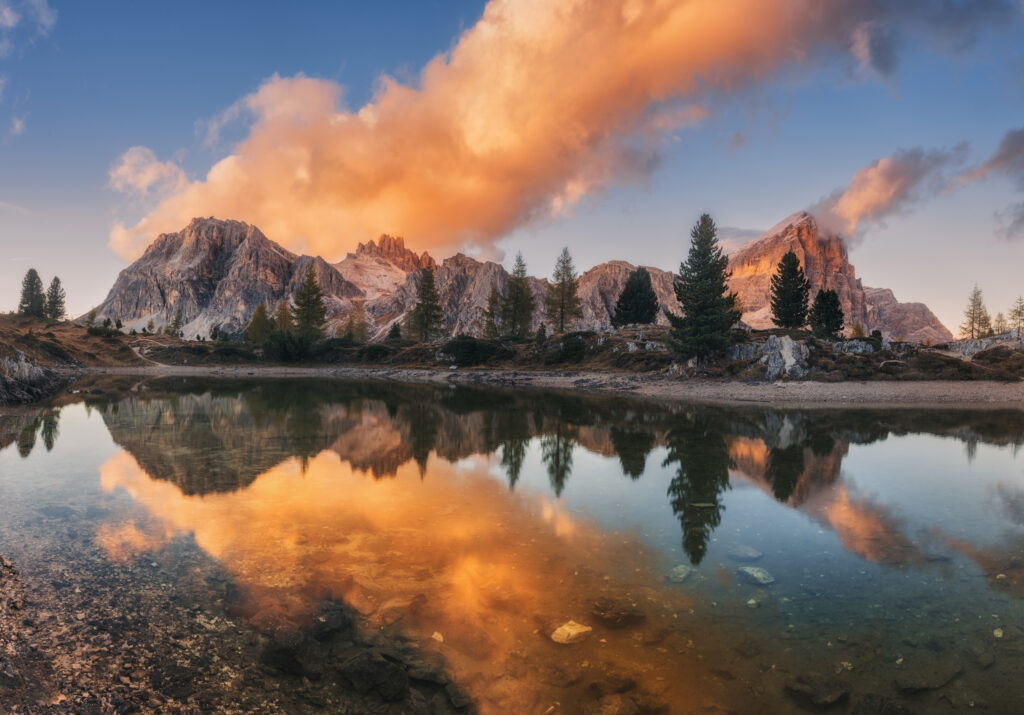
<box><xmin>108</xmin><ymin>0</ymin><xmax>1017</xmax><ymax>261</ymax></box>
<box><xmin>104</xmin><ymin>0</ymin><xmax>894</xmax><ymax>261</ymax></box>
<box><xmin>813</xmin><ymin>145</ymin><xmax>967</xmax><ymax>239</ymax></box>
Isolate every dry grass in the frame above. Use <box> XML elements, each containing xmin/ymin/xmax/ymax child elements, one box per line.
<box><xmin>0</xmin><ymin>314</ymin><xmax>145</xmax><ymax>367</ymax></box>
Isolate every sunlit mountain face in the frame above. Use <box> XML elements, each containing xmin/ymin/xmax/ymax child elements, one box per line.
<box><xmin>4</xmin><ymin>381</ymin><xmax>1024</xmax><ymax>712</ymax></box>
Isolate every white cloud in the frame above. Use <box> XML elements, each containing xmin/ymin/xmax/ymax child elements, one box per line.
<box><xmin>0</xmin><ymin>3</ymin><xmax>20</xmax><ymax>30</ymax></box>
<box><xmin>24</xmin><ymin>0</ymin><xmax>55</xmax><ymax>34</ymax></box>
<box><xmin>9</xmin><ymin>114</ymin><xmax>24</xmax><ymax>135</ymax></box>
<box><xmin>109</xmin><ymin>146</ymin><xmax>187</xmax><ymax>197</ymax></box>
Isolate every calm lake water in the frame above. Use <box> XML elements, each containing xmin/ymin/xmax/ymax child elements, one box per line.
<box><xmin>2</xmin><ymin>378</ymin><xmax>1024</xmax><ymax>713</ymax></box>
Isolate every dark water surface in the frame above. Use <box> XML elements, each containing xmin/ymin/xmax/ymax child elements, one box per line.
<box><xmin>2</xmin><ymin>378</ymin><xmax>1024</xmax><ymax>713</ymax></box>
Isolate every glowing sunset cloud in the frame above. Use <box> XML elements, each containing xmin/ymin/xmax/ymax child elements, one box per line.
<box><xmin>108</xmin><ymin>0</ymin><xmax>1015</xmax><ymax>260</ymax></box>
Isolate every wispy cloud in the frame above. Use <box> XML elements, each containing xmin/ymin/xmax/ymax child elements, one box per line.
<box><xmin>109</xmin><ymin>146</ymin><xmax>187</xmax><ymax>198</ymax></box>
<box><xmin>0</xmin><ymin>3</ymin><xmax>19</xmax><ymax>31</ymax></box>
<box><xmin>0</xmin><ymin>199</ymin><xmax>29</xmax><ymax>215</ymax></box>
<box><xmin>963</xmin><ymin>127</ymin><xmax>1024</xmax><ymax>239</ymax></box>
<box><xmin>8</xmin><ymin>113</ymin><xmax>24</xmax><ymax>135</ymax></box>
<box><xmin>813</xmin><ymin>145</ymin><xmax>968</xmax><ymax>240</ymax></box>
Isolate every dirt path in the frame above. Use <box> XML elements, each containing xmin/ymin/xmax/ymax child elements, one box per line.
<box><xmin>56</xmin><ymin>364</ymin><xmax>1024</xmax><ymax>409</ymax></box>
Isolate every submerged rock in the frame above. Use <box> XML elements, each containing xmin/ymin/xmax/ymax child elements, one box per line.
<box><xmin>666</xmin><ymin>564</ymin><xmax>694</xmax><ymax>583</ymax></box>
<box><xmin>894</xmin><ymin>659</ymin><xmax>963</xmax><ymax>693</ymax></box>
<box><xmin>784</xmin><ymin>674</ymin><xmax>849</xmax><ymax>710</ymax></box>
<box><xmin>726</xmin><ymin>545</ymin><xmax>763</xmax><ymax>562</ymax></box>
<box><xmin>851</xmin><ymin>693</ymin><xmax>914</xmax><ymax>715</ymax></box>
<box><xmin>590</xmin><ymin>598</ymin><xmax>645</xmax><ymax>629</ymax></box>
<box><xmin>550</xmin><ymin>620</ymin><xmax>593</xmax><ymax>644</ymax></box>
<box><xmin>339</xmin><ymin>650</ymin><xmax>410</xmax><ymax>702</ymax></box>
<box><xmin>737</xmin><ymin>566</ymin><xmax>775</xmax><ymax>585</ymax></box>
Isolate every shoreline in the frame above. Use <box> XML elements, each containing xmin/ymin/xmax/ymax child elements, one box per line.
<box><xmin>55</xmin><ymin>364</ymin><xmax>1024</xmax><ymax>410</ymax></box>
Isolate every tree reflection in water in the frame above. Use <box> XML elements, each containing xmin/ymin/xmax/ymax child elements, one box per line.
<box><xmin>662</xmin><ymin>413</ymin><xmax>733</xmax><ymax>565</ymax></box>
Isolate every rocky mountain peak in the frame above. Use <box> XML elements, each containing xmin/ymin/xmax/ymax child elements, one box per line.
<box><xmin>352</xmin><ymin>234</ymin><xmax>436</xmax><ymax>272</ymax></box>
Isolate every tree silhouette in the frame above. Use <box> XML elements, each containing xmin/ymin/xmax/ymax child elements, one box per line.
<box><xmin>610</xmin><ymin>427</ymin><xmax>655</xmax><ymax>479</ymax></box>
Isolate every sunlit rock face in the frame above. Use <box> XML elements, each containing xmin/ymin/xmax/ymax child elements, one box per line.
<box><xmin>92</xmin><ymin>218</ymin><xmax>363</xmax><ymax>337</ymax></box>
<box><xmin>727</xmin><ymin>212</ymin><xmax>953</xmax><ymax>342</ymax></box>
<box><xmin>334</xmin><ymin>235</ymin><xmax>436</xmax><ymax>302</ymax></box>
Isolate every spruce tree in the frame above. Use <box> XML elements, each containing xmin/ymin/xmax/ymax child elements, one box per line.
<box><xmin>544</xmin><ymin>247</ymin><xmax>582</xmax><ymax>333</ymax></box>
<box><xmin>293</xmin><ymin>266</ymin><xmax>327</xmax><ymax>340</ymax></box>
<box><xmin>409</xmin><ymin>266</ymin><xmax>444</xmax><ymax>341</ymax></box>
<box><xmin>769</xmin><ymin>251</ymin><xmax>810</xmax><ymax>328</ymax></box>
<box><xmin>169</xmin><ymin>309</ymin><xmax>184</xmax><ymax>337</ymax></box>
<box><xmin>245</xmin><ymin>303</ymin><xmax>274</xmax><ymax>344</ymax></box>
<box><xmin>483</xmin><ymin>285</ymin><xmax>502</xmax><ymax>338</ymax></box>
<box><xmin>45</xmin><ymin>277</ymin><xmax>66</xmax><ymax>321</ymax></box>
<box><xmin>959</xmin><ymin>285</ymin><xmax>990</xmax><ymax>339</ymax></box>
<box><xmin>273</xmin><ymin>301</ymin><xmax>294</xmax><ymax>333</ymax></box>
<box><xmin>612</xmin><ymin>267</ymin><xmax>659</xmax><ymax>327</ymax></box>
<box><xmin>386</xmin><ymin>322</ymin><xmax>402</xmax><ymax>341</ymax></box>
<box><xmin>808</xmin><ymin>289</ymin><xmax>844</xmax><ymax>339</ymax></box>
<box><xmin>18</xmin><ymin>268</ymin><xmax>45</xmax><ymax>318</ymax></box>
<box><xmin>501</xmin><ymin>253</ymin><xmax>535</xmax><ymax>339</ymax></box>
<box><xmin>665</xmin><ymin>214</ymin><xmax>741</xmax><ymax>359</ymax></box>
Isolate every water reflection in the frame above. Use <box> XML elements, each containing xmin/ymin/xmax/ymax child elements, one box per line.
<box><xmin>7</xmin><ymin>380</ymin><xmax>1024</xmax><ymax>712</ymax></box>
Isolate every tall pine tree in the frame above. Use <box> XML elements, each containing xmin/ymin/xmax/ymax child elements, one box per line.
<box><xmin>612</xmin><ymin>267</ymin><xmax>659</xmax><ymax>327</ymax></box>
<box><xmin>273</xmin><ymin>301</ymin><xmax>294</xmax><ymax>333</ymax></box>
<box><xmin>245</xmin><ymin>303</ymin><xmax>274</xmax><ymax>344</ymax></box>
<box><xmin>409</xmin><ymin>266</ymin><xmax>444</xmax><ymax>341</ymax></box>
<box><xmin>501</xmin><ymin>253</ymin><xmax>535</xmax><ymax>339</ymax></box>
<box><xmin>1010</xmin><ymin>295</ymin><xmax>1024</xmax><ymax>336</ymax></box>
<box><xmin>808</xmin><ymin>289</ymin><xmax>844</xmax><ymax>339</ymax></box>
<box><xmin>45</xmin><ymin>277</ymin><xmax>66</xmax><ymax>321</ymax></box>
<box><xmin>483</xmin><ymin>285</ymin><xmax>502</xmax><ymax>338</ymax></box>
<box><xmin>769</xmin><ymin>251</ymin><xmax>810</xmax><ymax>328</ymax></box>
<box><xmin>293</xmin><ymin>266</ymin><xmax>327</xmax><ymax>340</ymax></box>
<box><xmin>666</xmin><ymin>214</ymin><xmax>741</xmax><ymax>359</ymax></box>
<box><xmin>544</xmin><ymin>247</ymin><xmax>582</xmax><ymax>333</ymax></box>
<box><xmin>18</xmin><ymin>268</ymin><xmax>45</xmax><ymax>318</ymax></box>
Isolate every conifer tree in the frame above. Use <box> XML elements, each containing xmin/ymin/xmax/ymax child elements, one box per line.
<box><xmin>45</xmin><ymin>277</ymin><xmax>66</xmax><ymax>321</ymax></box>
<box><xmin>245</xmin><ymin>303</ymin><xmax>274</xmax><ymax>344</ymax></box>
<box><xmin>612</xmin><ymin>267</ymin><xmax>659</xmax><ymax>327</ymax></box>
<box><xmin>1010</xmin><ymin>296</ymin><xmax>1024</xmax><ymax>336</ymax></box>
<box><xmin>851</xmin><ymin>321</ymin><xmax>866</xmax><ymax>339</ymax></box>
<box><xmin>386</xmin><ymin>322</ymin><xmax>402</xmax><ymax>341</ymax></box>
<box><xmin>769</xmin><ymin>251</ymin><xmax>811</xmax><ymax>328</ymax></box>
<box><xmin>293</xmin><ymin>266</ymin><xmax>327</xmax><ymax>340</ymax></box>
<box><xmin>85</xmin><ymin>309</ymin><xmax>96</xmax><ymax>328</ymax></box>
<box><xmin>994</xmin><ymin>312</ymin><xmax>1008</xmax><ymax>335</ymax></box>
<box><xmin>808</xmin><ymin>289</ymin><xmax>844</xmax><ymax>339</ymax></box>
<box><xmin>665</xmin><ymin>214</ymin><xmax>741</xmax><ymax>359</ymax></box>
<box><xmin>18</xmin><ymin>268</ymin><xmax>45</xmax><ymax>318</ymax></box>
<box><xmin>535</xmin><ymin>323</ymin><xmax>547</xmax><ymax>345</ymax></box>
<box><xmin>544</xmin><ymin>247</ymin><xmax>582</xmax><ymax>333</ymax></box>
<box><xmin>959</xmin><ymin>285</ymin><xmax>990</xmax><ymax>339</ymax></box>
<box><xmin>409</xmin><ymin>266</ymin><xmax>444</xmax><ymax>341</ymax></box>
<box><xmin>169</xmin><ymin>309</ymin><xmax>183</xmax><ymax>337</ymax></box>
<box><xmin>483</xmin><ymin>285</ymin><xmax>502</xmax><ymax>338</ymax></box>
<box><xmin>273</xmin><ymin>301</ymin><xmax>294</xmax><ymax>333</ymax></box>
<box><xmin>342</xmin><ymin>301</ymin><xmax>369</xmax><ymax>342</ymax></box>
<box><xmin>501</xmin><ymin>253</ymin><xmax>535</xmax><ymax>339</ymax></box>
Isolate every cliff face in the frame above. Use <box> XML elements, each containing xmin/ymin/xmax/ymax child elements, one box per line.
<box><xmin>335</xmin><ymin>235</ymin><xmax>436</xmax><ymax>301</ymax></box>
<box><xmin>93</xmin><ymin>212</ymin><xmax>950</xmax><ymax>343</ymax></box>
<box><xmin>727</xmin><ymin>212</ymin><xmax>952</xmax><ymax>342</ymax></box>
<box><xmin>92</xmin><ymin>218</ymin><xmax>363</xmax><ymax>337</ymax></box>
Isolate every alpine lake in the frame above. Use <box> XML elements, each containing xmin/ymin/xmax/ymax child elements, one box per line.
<box><xmin>2</xmin><ymin>376</ymin><xmax>1023</xmax><ymax>714</ymax></box>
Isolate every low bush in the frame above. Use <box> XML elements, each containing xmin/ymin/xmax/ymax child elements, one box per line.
<box><xmin>440</xmin><ymin>335</ymin><xmax>511</xmax><ymax>367</ymax></box>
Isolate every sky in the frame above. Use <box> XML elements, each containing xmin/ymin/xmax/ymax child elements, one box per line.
<box><xmin>1</xmin><ymin>0</ymin><xmax>1024</xmax><ymax>333</ymax></box>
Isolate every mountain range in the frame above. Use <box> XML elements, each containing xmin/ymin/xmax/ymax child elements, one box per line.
<box><xmin>90</xmin><ymin>211</ymin><xmax>952</xmax><ymax>343</ymax></box>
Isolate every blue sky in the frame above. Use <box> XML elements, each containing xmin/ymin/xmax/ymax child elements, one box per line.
<box><xmin>2</xmin><ymin>0</ymin><xmax>1023</xmax><ymax>332</ymax></box>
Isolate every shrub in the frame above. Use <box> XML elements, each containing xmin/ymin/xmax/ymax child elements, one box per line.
<box><xmin>544</xmin><ymin>333</ymin><xmax>587</xmax><ymax>364</ymax></box>
<box><xmin>358</xmin><ymin>344</ymin><xmax>397</xmax><ymax>362</ymax></box>
<box><xmin>440</xmin><ymin>335</ymin><xmax>511</xmax><ymax>367</ymax></box>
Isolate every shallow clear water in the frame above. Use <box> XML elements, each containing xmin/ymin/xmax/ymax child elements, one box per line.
<box><xmin>2</xmin><ymin>378</ymin><xmax>1024</xmax><ymax>713</ymax></box>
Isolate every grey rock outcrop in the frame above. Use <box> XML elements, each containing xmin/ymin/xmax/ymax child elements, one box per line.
<box><xmin>0</xmin><ymin>353</ymin><xmax>65</xmax><ymax>406</ymax></box>
<box><xmin>91</xmin><ymin>218</ymin><xmax>363</xmax><ymax>338</ymax></box>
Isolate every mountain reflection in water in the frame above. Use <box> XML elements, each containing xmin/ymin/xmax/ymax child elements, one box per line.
<box><xmin>5</xmin><ymin>378</ymin><xmax>1024</xmax><ymax>712</ymax></box>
